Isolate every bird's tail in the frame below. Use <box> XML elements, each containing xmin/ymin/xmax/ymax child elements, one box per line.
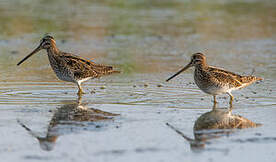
<box><xmin>239</xmin><ymin>76</ymin><xmax>262</xmax><ymax>89</ymax></box>
<box><xmin>96</xmin><ymin>65</ymin><xmax>120</xmax><ymax>76</ymax></box>
<box><xmin>106</xmin><ymin>67</ymin><xmax>120</xmax><ymax>75</ymax></box>
<box><xmin>241</xmin><ymin>76</ymin><xmax>262</xmax><ymax>83</ymax></box>
<box><xmin>255</xmin><ymin>77</ymin><xmax>263</xmax><ymax>81</ymax></box>
<box><xmin>109</xmin><ymin>70</ymin><xmax>120</xmax><ymax>74</ymax></box>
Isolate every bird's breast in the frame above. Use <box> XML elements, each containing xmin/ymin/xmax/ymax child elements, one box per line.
<box><xmin>47</xmin><ymin>54</ymin><xmax>75</xmax><ymax>82</ymax></box>
<box><xmin>194</xmin><ymin>69</ymin><xmax>229</xmax><ymax>95</ymax></box>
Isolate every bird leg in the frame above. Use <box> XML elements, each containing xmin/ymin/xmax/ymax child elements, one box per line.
<box><xmin>77</xmin><ymin>94</ymin><xmax>83</xmax><ymax>104</ymax></box>
<box><xmin>77</xmin><ymin>82</ymin><xmax>85</xmax><ymax>96</ymax></box>
<box><xmin>213</xmin><ymin>95</ymin><xmax>217</xmax><ymax>105</ymax></box>
<box><xmin>227</xmin><ymin>92</ymin><xmax>234</xmax><ymax>107</ymax></box>
<box><xmin>212</xmin><ymin>100</ymin><xmax>217</xmax><ymax>110</ymax></box>
<box><xmin>229</xmin><ymin>103</ymin><xmax>233</xmax><ymax>112</ymax></box>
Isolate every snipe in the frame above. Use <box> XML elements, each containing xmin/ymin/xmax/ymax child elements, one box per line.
<box><xmin>17</xmin><ymin>35</ymin><xmax>119</xmax><ymax>95</ymax></box>
<box><xmin>166</xmin><ymin>53</ymin><xmax>262</xmax><ymax>106</ymax></box>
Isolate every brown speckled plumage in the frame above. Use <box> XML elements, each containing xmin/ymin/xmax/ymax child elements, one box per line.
<box><xmin>17</xmin><ymin>35</ymin><xmax>119</xmax><ymax>95</ymax></box>
<box><xmin>167</xmin><ymin>53</ymin><xmax>262</xmax><ymax>106</ymax></box>
<box><xmin>17</xmin><ymin>97</ymin><xmax>118</xmax><ymax>151</ymax></box>
<box><xmin>166</xmin><ymin>106</ymin><xmax>261</xmax><ymax>150</ymax></box>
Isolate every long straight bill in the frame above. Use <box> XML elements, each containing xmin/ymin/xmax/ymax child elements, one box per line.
<box><xmin>17</xmin><ymin>45</ymin><xmax>42</xmax><ymax>66</ymax></box>
<box><xmin>166</xmin><ymin>62</ymin><xmax>191</xmax><ymax>82</ymax></box>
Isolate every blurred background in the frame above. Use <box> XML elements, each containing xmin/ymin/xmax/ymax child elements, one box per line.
<box><xmin>0</xmin><ymin>1</ymin><xmax>275</xmax><ymax>161</ymax></box>
<box><xmin>0</xmin><ymin>0</ymin><xmax>275</xmax><ymax>80</ymax></box>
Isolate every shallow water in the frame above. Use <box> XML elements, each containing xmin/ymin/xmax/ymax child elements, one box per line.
<box><xmin>0</xmin><ymin>0</ymin><xmax>276</xmax><ymax>162</ymax></box>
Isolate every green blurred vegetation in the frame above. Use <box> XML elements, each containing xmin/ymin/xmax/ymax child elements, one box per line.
<box><xmin>0</xmin><ymin>0</ymin><xmax>275</xmax><ymax>76</ymax></box>
<box><xmin>0</xmin><ymin>0</ymin><xmax>274</xmax><ymax>38</ymax></box>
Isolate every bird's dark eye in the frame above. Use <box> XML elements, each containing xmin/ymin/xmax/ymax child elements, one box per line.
<box><xmin>40</xmin><ymin>38</ymin><xmax>46</xmax><ymax>43</ymax></box>
<box><xmin>42</xmin><ymin>41</ymin><xmax>51</xmax><ymax>47</ymax></box>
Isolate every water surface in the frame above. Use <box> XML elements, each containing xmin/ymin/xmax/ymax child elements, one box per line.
<box><xmin>0</xmin><ymin>0</ymin><xmax>275</xmax><ymax>162</ymax></box>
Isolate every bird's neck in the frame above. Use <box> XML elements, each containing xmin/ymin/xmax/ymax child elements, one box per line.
<box><xmin>195</xmin><ymin>62</ymin><xmax>208</xmax><ymax>70</ymax></box>
<box><xmin>47</xmin><ymin>44</ymin><xmax>59</xmax><ymax>56</ymax></box>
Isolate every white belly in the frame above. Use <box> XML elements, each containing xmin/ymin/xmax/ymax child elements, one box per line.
<box><xmin>200</xmin><ymin>85</ymin><xmax>230</xmax><ymax>95</ymax></box>
<box><xmin>194</xmin><ymin>73</ymin><xmax>231</xmax><ymax>95</ymax></box>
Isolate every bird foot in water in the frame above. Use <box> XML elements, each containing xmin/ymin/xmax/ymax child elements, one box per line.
<box><xmin>77</xmin><ymin>90</ymin><xmax>85</xmax><ymax>96</ymax></box>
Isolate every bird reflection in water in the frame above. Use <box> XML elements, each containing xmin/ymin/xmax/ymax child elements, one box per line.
<box><xmin>167</xmin><ymin>104</ymin><xmax>262</xmax><ymax>152</ymax></box>
<box><xmin>17</xmin><ymin>96</ymin><xmax>118</xmax><ymax>151</ymax></box>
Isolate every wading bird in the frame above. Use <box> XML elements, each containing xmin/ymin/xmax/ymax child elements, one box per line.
<box><xmin>17</xmin><ymin>35</ymin><xmax>119</xmax><ymax>95</ymax></box>
<box><xmin>166</xmin><ymin>53</ymin><xmax>262</xmax><ymax>106</ymax></box>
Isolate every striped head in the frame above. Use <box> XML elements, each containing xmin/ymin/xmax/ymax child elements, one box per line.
<box><xmin>166</xmin><ymin>53</ymin><xmax>207</xmax><ymax>82</ymax></box>
<box><xmin>190</xmin><ymin>53</ymin><xmax>206</xmax><ymax>66</ymax></box>
<box><xmin>39</xmin><ymin>35</ymin><xmax>56</xmax><ymax>49</ymax></box>
<box><xmin>17</xmin><ymin>35</ymin><xmax>57</xmax><ymax>66</ymax></box>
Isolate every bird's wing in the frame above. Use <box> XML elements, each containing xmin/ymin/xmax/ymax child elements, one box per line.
<box><xmin>60</xmin><ymin>52</ymin><xmax>115</xmax><ymax>79</ymax></box>
<box><xmin>208</xmin><ymin>66</ymin><xmax>243</xmax><ymax>88</ymax></box>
